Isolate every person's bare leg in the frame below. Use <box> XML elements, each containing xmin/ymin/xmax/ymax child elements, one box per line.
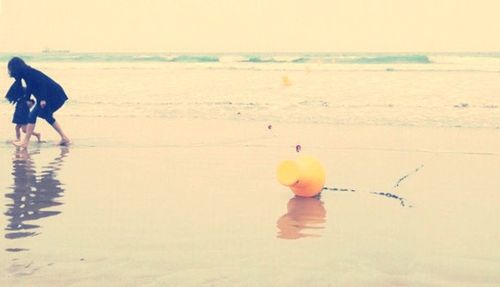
<box><xmin>15</xmin><ymin>124</ymin><xmax>22</xmax><ymax>141</ymax></box>
<box><xmin>20</xmin><ymin>125</ymin><xmax>41</xmax><ymax>142</ymax></box>
<box><xmin>32</xmin><ymin>131</ymin><xmax>42</xmax><ymax>142</ymax></box>
<box><xmin>13</xmin><ymin>123</ymin><xmax>35</xmax><ymax>148</ymax></box>
<box><xmin>51</xmin><ymin>121</ymin><xmax>70</xmax><ymax>145</ymax></box>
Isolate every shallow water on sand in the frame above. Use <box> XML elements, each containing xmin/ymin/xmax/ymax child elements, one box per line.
<box><xmin>1</xmin><ymin>117</ymin><xmax>499</xmax><ymax>286</ymax></box>
<box><xmin>1</xmin><ymin>61</ymin><xmax>500</xmax><ymax>129</ymax></box>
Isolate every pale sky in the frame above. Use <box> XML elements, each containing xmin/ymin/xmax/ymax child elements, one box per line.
<box><xmin>0</xmin><ymin>0</ymin><xmax>499</xmax><ymax>53</ymax></box>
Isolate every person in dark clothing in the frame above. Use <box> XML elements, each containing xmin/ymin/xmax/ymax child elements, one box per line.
<box><xmin>5</xmin><ymin>79</ymin><xmax>41</xmax><ymax>142</ymax></box>
<box><xmin>8</xmin><ymin>57</ymin><xmax>70</xmax><ymax>148</ymax></box>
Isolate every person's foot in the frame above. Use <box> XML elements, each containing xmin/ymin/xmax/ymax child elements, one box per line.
<box><xmin>12</xmin><ymin>140</ymin><xmax>28</xmax><ymax>149</ymax></box>
<box><xmin>34</xmin><ymin>133</ymin><xmax>42</xmax><ymax>143</ymax></box>
<box><xmin>59</xmin><ymin>138</ymin><xmax>71</xmax><ymax>146</ymax></box>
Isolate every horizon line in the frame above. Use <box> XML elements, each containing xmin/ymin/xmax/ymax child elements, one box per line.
<box><xmin>0</xmin><ymin>51</ymin><xmax>500</xmax><ymax>54</ymax></box>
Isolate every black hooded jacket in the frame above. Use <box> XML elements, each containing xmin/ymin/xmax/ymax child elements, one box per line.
<box><xmin>18</xmin><ymin>67</ymin><xmax>68</xmax><ymax>109</ymax></box>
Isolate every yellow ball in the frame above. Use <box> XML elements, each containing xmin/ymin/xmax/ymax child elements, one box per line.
<box><xmin>276</xmin><ymin>155</ymin><xmax>326</xmax><ymax>197</ymax></box>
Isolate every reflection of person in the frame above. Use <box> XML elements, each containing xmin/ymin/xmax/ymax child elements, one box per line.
<box><xmin>4</xmin><ymin>148</ymin><xmax>68</xmax><ymax>240</ymax></box>
<box><xmin>8</xmin><ymin>57</ymin><xmax>70</xmax><ymax>148</ymax></box>
<box><xmin>5</xmin><ymin>79</ymin><xmax>41</xmax><ymax>142</ymax></box>
<box><xmin>276</xmin><ymin>196</ymin><xmax>327</xmax><ymax>239</ymax></box>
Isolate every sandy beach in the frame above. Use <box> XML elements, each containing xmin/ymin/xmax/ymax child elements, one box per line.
<box><xmin>2</xmin><ymin>0</ymin><xmax>500</xmax><ymax>284</ymax></box>
<box><xmin>1</xmin><ymin>113</ymin><xmax>499</xmax><ymax>286</ymax></box>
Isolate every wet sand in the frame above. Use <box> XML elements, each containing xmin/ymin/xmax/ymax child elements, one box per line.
<box><xmin>1</xmin><ymin>115</ymin><xmax>500</xmax><ymax>286</ymax></box>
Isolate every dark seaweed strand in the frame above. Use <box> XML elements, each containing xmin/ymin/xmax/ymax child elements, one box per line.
<box><xmin>394</xmin><ymin>164</ymin><xmax>424</xmax><ymax>188</ymax></box>
<box><xmin>322</xmin><ymin>187</ymin><xmax>410</xmax><ymax>207</ymax></box>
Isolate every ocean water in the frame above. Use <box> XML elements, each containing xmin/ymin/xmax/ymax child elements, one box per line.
<box><xmin>0</xmin><ymin>52</ymin><xmax>499</xmax><ymax>129</ymax></box>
